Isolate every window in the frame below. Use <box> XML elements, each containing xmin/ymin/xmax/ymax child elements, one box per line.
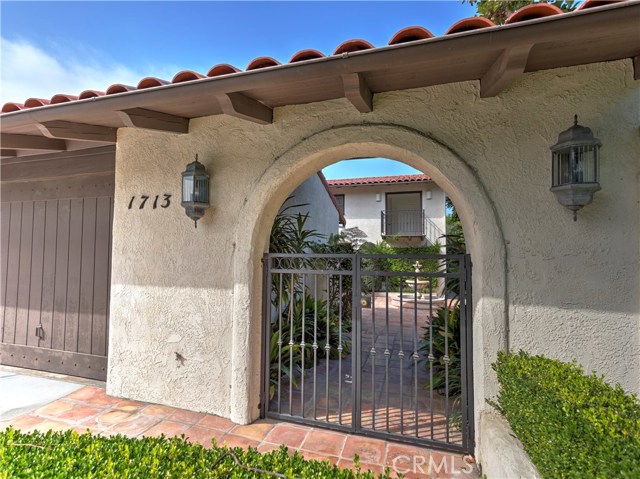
<box><xmin>334</xmin><ymin>194</ymin><xmax>345</xmax><ymax>217</ymax></box>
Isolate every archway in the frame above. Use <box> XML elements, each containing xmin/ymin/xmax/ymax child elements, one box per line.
<box><xmin>230</xmin><ymin>123</ymin><xmax>507</xmax><ymax>450</ymax></box>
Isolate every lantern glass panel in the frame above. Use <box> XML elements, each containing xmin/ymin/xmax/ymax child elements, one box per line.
<box><xmin>182</xmin><ymin>176</ymin><xmax>194</xmax><ymax>202</ymax></box>
<box><xmin>194</xmin><ymin>178</ymin><xmax>209</xmax><ymax>203</ymax></box>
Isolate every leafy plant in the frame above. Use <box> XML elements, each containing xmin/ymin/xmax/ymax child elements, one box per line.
<box><xmin>0</xmin><ymin>428</ymin><xmax>392</xmax><ymax>478</ymax></box>
<box><xmin>419</xmin><ymin>303</ymin><xmax>462</xmax><ymax>398</ymax></box>
<box><xmin>463</xmin><ymin>0</ymin><xmax>578</xmax><ymax>25</ymax></box>
<box><xmin>492</xmin><ymin>351</ymin><xmax>640</xmax><ymax>479</ymax></box>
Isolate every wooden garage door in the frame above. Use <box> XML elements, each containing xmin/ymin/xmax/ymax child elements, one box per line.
<box><xmin>1</xmin><ymin>149</ymin><xmax>114</xmax><ymax>381</ymax></box>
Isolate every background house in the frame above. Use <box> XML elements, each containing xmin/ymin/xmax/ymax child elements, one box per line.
<box><xmin>280</xmin><ymin>172</ymin><xmax>344</xmax><ymax>242</ymax></box>
<box><xmin>327</xmin><ymin>174</ymin><xmax>445</xmax><ymax>247</ymax></box>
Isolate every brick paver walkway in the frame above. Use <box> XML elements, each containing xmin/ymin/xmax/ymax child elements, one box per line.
<box><xmin>6</xmin><ymin>385</ymin><xmax>478</xmax><ymax>478</ymax></box>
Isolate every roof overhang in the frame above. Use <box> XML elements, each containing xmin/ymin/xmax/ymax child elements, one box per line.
<box><xmin>1</xmin><ymin>1</ymin><xmax>638</xmax><ymax>160</ymax></box>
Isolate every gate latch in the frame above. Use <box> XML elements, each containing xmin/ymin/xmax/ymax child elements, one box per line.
<box><xmin>35</xmin><ymin>325</ymin><xmax>45</xmax><ymax>340</ymax></box>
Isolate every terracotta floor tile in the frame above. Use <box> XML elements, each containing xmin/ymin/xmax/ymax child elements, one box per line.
<box><xmin>143</xmin><ymin>420</ymin><xmax>189</xmax><ymax>439</ymax></box>
<box><xmin>95</xmin><ymin>409</ymin><xmax>136</xmax><ymax>426</ymax></box>
<box><xmin>109</xmin><ymin>414</ymin><xmax>159</xmax><ymax>437</ymax></box>
<box><xmin>197</xmin><ymin>415</ymin><xmax>236</xmax><ymax>432</ymax></box>
<box><xmin>31</xmin><ymin>419</ymin><xmax>72</xmax><ymax>433</ymax></box>
<box><xmin>300</xmin><ymin>429</ymin><xmax>346</xmax><ymax>456</ymax></box>
<box><xmin>230</xmin><ymin>421</ymin><xmax>274</xmax><ymax>441</ymax></box>
<box><xmin>34</xmin><ymin>400</ymin><xmax>75</xmax><ymax>417</ymax></box>
<box><xmin>114</xmin><ymin>400</ymin><xmax>147</xmax><ymax>413</ymax></box>
<box><xmin>221</xmin><ymin>433</ymin><xmax>260</xmax><ymax>450</ymax></box>
<box><xmin>183</xmin><ymin>425</ymin><xmax>226</xmax><ymax>449</ymax></box>
<box><xmin>341</xmin><ymin>435</ymin><xmax>386</xmax><ymax>464</ymax></box>
<box><xmin>58</xmin><ymin>405</ymin><xmax>103</xmax><ymax>422</ymax></box>
<box><xmin>257</xmin><ymin>442</ymin><xmax>286</xmax><ymax>454</ymax></box>
<box><xmin>337</xmin><ymin>458</ymin><xmax>385</xmax><ymax>475</ymax></box>
<box><xmin>167</xmin><ymin>408</ymin><xmax>206</xmax><ymax>425</ymax></box>
<box><xmin>264</xmin><ymin>424</ymin><xmax>310</xmax><ymax>449</ymax></box>
<box><xmin>83</xmin><ymin>389</ymin><xmax>121</xmax><ymax>407</ymax></box>
<box><xmin>65</xmin><ymin>386</ymin><xmax>102</xmax><ymax>401</ymax></box>
<box><xmin>142</xmin><ymin>404</ymin><xmax>176</xmax><ymax>418</ymax></box>
<box><xmin>9</xmin><ymin>415</ymin><xmax>45</xmax><ymax>431</ymax></box>
<box><xmin>299</xmin><ymin>449</ymin><xmax>339</xmax><ymax>465</ymax></box>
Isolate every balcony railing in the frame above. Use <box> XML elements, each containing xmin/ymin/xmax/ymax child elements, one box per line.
<box><xmin>381</xmin><ymin>209</ymin><xmax>443</xmax><ymax>244</ymax></box>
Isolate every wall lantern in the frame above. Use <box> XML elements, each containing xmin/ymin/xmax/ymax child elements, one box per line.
<box><xmin>550</xmin><ymin>115</ymin><xmax>601</xmax><ymax>221</ymax></box>
<box><xmin>181</xmin><ymin>155</ymin><xmax>210</xmax><ymax>228</ymax></box>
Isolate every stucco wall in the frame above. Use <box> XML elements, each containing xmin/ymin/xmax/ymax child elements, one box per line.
<box><xmin>107</xmin><ymin>59</ymin><xmax>640</xmax><ymax>454</ymax></box>
<box><xmin>330</xmin><ymin>182</ymin><xmax>446</xmax><ymax>246</ymax></box>
<box><xmin>279</xmin><ymin>174</ymin><xmax>338</xmax><ymax>241</ymax></box>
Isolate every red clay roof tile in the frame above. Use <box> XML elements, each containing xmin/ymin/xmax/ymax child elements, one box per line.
<box><xmin>388</xmin><ymin>26</ymin><xmax>434</xmax><ymax>45</ymax></box>
<box><xmin>137</xmin><ymin>77</ymin><xmax>170</xmax><ymax>89</ymax></box>
<box><xmin>106</xmin><ymin>84</ymin><xmax>136</xmax><ymax>95</ymax></box>
<box><xmin>2</xmin><ymin>102</ymin><xmax>24</xmax><ymax>113</ymax></box>
<box><xmin>0</xmin><ymin>4</ymin><xmax>625</xmax><ymax>115</ymax></box>
<box><xmin>289</xmin><ymin>49</ymin><xmax>326</xmax><ymax>63</ymax></box>
<box><xmin>333</xmin><ymin>39</ymin><xmax>375</xmax><ymax>55</ymax></box>
<box><xmin>577</xmin><ymin>0</ymin><xmax>620</xmax><ymax>10</ymax></box>
<box><xmin>207</xmin><ymin>63</ymin><xmax>241</xmax><ymax>77</ymax></box>
<box><xmin>50</xmin><ymin>94</ymin><xmax>79</xmax><ymax>104</ymax></box>
<box><xmin>246</xmin><ymin>57</ymin><xmax>281</xmax><ymax>70</ymax></box>
<box><xmin>446</xmin><ymin>17</ymin><xmax>496</xmax><ymax>35</ymax></box>
<box><xmin>24</xmin><ymin>98</ymin><xmax>50</xmax><ymax>108</ymax></box>
<box><xmin>172</xmin><ymin>70</ymin><xmax>205</xmax><ymax>83</ymax></box>
<box><xmin>506</xmin><ymin>3</ymin><xmax>563</xmax><ymax>24</ymax></box>
<box><xmin>326</xmin><ymin>174</ymin><xmax>432</xmax><ymax>187</ymax></box>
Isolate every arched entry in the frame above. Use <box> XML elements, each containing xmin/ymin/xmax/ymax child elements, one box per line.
<box><xmin>230</xmin><ymin>123</ymin><xmax>507</xmax><ymax>453</ymax></box>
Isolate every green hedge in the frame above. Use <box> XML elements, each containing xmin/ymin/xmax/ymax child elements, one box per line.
<box><xmin>0</xmin><ymin>428</ymin><xmax>391</xmax><ymax>479</ymax></box>
<box><xmin>492</xmin><ymin>351</ymin><xmax>640</xmax><ymax>479</ymax></box>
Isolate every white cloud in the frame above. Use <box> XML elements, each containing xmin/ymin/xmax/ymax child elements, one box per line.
<box><xmin>0</xmin><ymin>37</ymin><xmax>177</xmax><ymax>104</ymax></box>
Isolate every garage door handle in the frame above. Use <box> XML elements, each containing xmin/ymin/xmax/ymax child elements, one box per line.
<box><xmin>35</xmin><ymin>326</ymin><xmax>45</xmax><ymax>340</ymax></box>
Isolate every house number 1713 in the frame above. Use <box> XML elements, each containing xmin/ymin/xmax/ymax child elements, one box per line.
<box><xmin>128</xmin><ymin>194</ymin><xmax>172</xmax><ymax>210</ymax></box>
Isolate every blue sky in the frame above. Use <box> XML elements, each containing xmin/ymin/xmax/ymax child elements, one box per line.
<box><xmin>1</xmin><ymin>1</ymin><xmax>476</xmax><ymax>179</ymax></box>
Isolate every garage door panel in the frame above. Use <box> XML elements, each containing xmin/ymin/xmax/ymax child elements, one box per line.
<box><xmin>39</xmin><ymin>200</ymin><xmax>59</xmax><ymax>350</ymax></box>
<box><xmin>3</xmin><ymin>203</ymin><xmax>22</xmax><ymax>344</ymax></box>
<box><xmin>1</xmin><ymin>202</ymin><xmax>10</xmax><ymax>336</ymax></box>
<box><xmin>26</xmin><ymin>201</ymin><xmax>46</xmax><ymax>348</ymax></box>
<box><xmin>15</xmin><ymin>201</ymin><xmax>35</xmax><ymax>347</ymax></box>
<box><xmin>63</xmin><ymin>198</ymin><xmax>84</xmax><ymax>354</ymax></box>
<box><xmin>91</xmin><ymin>197</ymin><xmax>112</xmax><ymax>357</ymax></box>
<box><xmin>78</xmin><ymin>198</ymin><xmax>97</xmax><ymax>355</ymax></box>
<box><xmin>51</xmin><ymin>199</ymin><xmax>71</xmax><ymax>353</ymax></box>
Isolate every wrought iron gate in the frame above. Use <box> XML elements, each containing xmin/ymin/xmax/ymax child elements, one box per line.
<box><xmin>261</xmin><ymin>253</ymin><xmax>473</xmax><ymax>453</ymax></box>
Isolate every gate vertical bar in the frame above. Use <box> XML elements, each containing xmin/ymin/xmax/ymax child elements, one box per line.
<box><xmin>260</xmin><ymin>253</ymin><xmax>270</xmax><ymax>418</ymax></box>
<box><xmin>353</xmin><ymin>254</ymin><xmax>361</xmax><ymax>432</ymax></box>
<box><xmin>465</xmin><ymin>254</ymin><xmax>475</xmax><ymax>452</ymax></box>
<box><xmin>459</xmin><ymin>255</ymin><xmax>469</xmax><ymax>452</ymax></box>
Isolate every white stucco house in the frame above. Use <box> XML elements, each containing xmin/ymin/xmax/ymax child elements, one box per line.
<box><xmin>0</xmin><ymin>1</ymin><xmax>638</xmax><ymax>471</ymax></box>
<box><xmin>327</xmin><ymin>173</ymin><xmax>446</xmax><ymax>247</ymax></box>
<box><xmin>280</xmin><ymin>172</ymin><xmax>344</xmax><ymax>240</ymax></box>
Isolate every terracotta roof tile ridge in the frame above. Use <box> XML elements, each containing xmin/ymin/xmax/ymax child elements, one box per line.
<box><xmin>326</xmin><ymin>174</ymin><xmax>432</xmax><ymax>185</ymax></box>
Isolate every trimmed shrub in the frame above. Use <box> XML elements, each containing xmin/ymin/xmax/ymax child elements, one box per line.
<box><xmin>0</xmin><ymin>427</ymin><xmax>391</xmax><ymax>479</ymax></box>
<box><xmin>492</xmin><ymin>351</ymin><xmax>640</xmax><ymax>479</ymax></box>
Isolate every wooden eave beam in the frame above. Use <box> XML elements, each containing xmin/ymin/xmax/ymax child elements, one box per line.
<box><xmin>0</xmin><ymin>133</ymin><xmax>67</xmax><ymax>151</ymax></box>
<box><xmin>480</xmin><ymin>44</ymin><xmax>533</xmax><ymax>98</ymax></box>
<box><xmin>116</xmin><ymin>108</ymin><xmax>189</xmax><ymax>133</ymax></box>
<box><xmin>341</xmin><ymin>73</ymin><xmax>373</xmax><ymax>113</ymax></box>
<box><xmin>36</xmin><ymin>120</ymin><xmax>117</xmax><ymax>142</ymax></box>
<box><xmin>1</xmin><ymin>149</ymin><xmax>17</xmax><ymax>157</ymax></box>
<box><xmin>217</xmin><ymin>92</ymin><xmax>273</xmax><ymax>125</ymax></box>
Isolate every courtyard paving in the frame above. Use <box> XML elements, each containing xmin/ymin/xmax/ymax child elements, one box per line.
<box><xmin>5</xmin><ymin>384</ymin><xmax>478</xmax><ymax>478</ymax></box>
